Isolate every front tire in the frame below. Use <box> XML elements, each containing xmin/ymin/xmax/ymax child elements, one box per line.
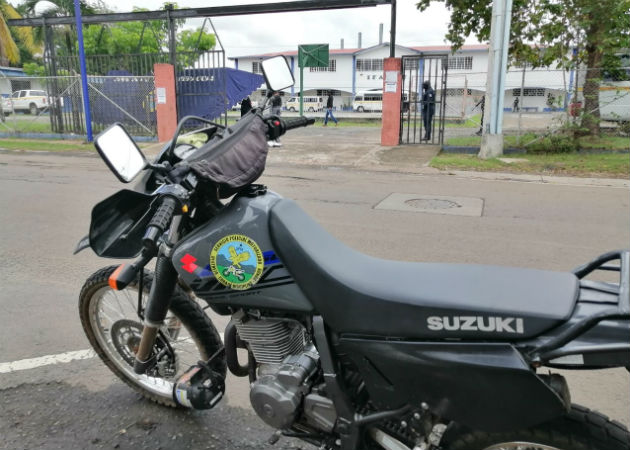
<box><xmin>443</xmin><ymin>405</ymin><xmax>630</xmax><ymax>450</ymax></box>
<box><xmin>79</xmin><ymin>265</ymin><xmax>225</xmax><ymax>407</ymax></box>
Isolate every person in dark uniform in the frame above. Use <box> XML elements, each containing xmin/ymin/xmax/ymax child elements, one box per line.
<box><xmin>240</xmin><ymin>96</ymin><xmax>252</xmax><ymax>117</ymax></box>
<box><xmin>421</xmin><ymin>80</ymin><xmax>435</xmax><ymax>141</ymax></box>
<box><xmin>475</xmin><ymin>95</ymin><xmax>485</xmax><ymax>136</ymax></box>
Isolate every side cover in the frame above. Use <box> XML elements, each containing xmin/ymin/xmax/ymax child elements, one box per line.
<box><xmin>339</xmin><ymin>338</ymin><xmax>568</xmax><ymax>432</ymax></box>
<box><xmin>171</xmin><ymin>191</ymin><xmax>313</xmax><ymax>313</ymax></box>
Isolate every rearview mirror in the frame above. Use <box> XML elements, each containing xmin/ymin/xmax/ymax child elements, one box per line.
<box><xmin>261</xmin><ymin>56</ymin><xmax>294</xmax><ymax>91</ymax></box>
<box><xmin>94</xmin><ymin>124</ymin><xmax>146</xmax><ymax>183</ymax></box>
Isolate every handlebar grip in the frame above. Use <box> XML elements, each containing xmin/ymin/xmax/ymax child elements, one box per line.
<box><xmin>283</xmin><ymin>116</ymin><xmax>315</xmax><ymax>131</ymax></box>
<box><xmin>149</xmin><ymin>197</ymin><xmax>177</xmax><ymax>232</ymax></box>
<box><xmin>143</xmin><ymin>197</ymin><xmax>178</xmax><ymax>251</ymax></box>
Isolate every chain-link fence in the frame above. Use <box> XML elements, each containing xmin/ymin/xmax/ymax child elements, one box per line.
<box><xmin>0</xmin><ymin>75</ymin><xmax>157</xmax><ymax>137</ymax></box>
<box><xmin>441</xmin><ymin>66</ymin><xmax>630</xmax><ymax>149</ymax></box>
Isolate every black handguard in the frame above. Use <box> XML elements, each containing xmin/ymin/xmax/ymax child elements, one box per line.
<box><xmin>142</xmin><ymin>196</ymin><xmax>178</xmax><ymax>252</ymax></box>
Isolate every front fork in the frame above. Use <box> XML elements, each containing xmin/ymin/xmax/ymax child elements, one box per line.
<box><xmin>133</xmin><ymin>255</ymin><xmax>179</xmax><ymax>374</ymax></box>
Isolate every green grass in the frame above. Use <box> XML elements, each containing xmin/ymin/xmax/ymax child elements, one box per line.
<box><xmin>430</xmin><ymin>153</ymin><xmax>630</xmax><ymax>177</ymax></box>
<box><xmin>0</xmin><ymin>115</ymin><xmax>53</xmax><ymax>133</ymax></box>
<box><xmin>0</xmin><ymin>138</ymin><xmax>90</xmax><ymax>152</ymax></box>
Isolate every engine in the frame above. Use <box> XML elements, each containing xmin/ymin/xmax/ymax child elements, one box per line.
<box><xmin>231</xmin><ymin>314</ymin><xmax>337</xmax><ymax>432</ymax></box>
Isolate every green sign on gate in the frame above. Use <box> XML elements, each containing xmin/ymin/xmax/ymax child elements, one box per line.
<box><xmin>297</xmin><ymin>44</ymin><xmax>329</xmax><ymax>115</ymax></box>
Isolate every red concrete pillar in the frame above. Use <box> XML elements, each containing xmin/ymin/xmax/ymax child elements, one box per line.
<box><xmin>154</xmin><ymin>63</ymin><xmax>177</xmax><ymax>142</ymax></box>
<box><xmin>380</xmin><ymin>57</ymin><xmax>402</xmax><ymax>146</ymax></box>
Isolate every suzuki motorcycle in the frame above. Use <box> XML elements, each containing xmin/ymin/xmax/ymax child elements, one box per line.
<box><xmin>75</xmin><ymin>56</ymin><xmax>630</xmax><ymax>450</ymax></box>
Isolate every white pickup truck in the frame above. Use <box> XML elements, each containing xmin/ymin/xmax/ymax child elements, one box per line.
<box><xmin>10</xmin><ymin>89</ymin><xmax>59</xmax><ymax>115</ymax></box>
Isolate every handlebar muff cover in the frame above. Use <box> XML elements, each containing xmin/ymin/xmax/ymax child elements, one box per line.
<box><xmin>186</xmin><ymin>113</ymin><xmax>269</xmax><ymax>198</ymax></box>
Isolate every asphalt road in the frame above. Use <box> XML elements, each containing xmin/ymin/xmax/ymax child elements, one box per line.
<box><xmin>0</xmin><ymin>148</ymin><xmax>628</xmax><ymax>449</ymax></box>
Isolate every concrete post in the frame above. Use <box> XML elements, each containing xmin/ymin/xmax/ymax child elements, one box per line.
<box><xmin>479</xmin><ymin>0</ymin><xmax>513</xmax><ymax>159</ymax></box>
<box><xmin>154</xmin><ymin>63</ymin><xmax>177</xmax><ymax>142</ymax></box>
<box><xmin>381</xmin><ymin>57</ymin><xmax>402</xmax><ymax>146</ymax></box>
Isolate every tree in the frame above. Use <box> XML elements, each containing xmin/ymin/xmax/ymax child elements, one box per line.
<box><xmin>0</xmin><ymin>0</ymin><xmax>39</xmax><ymax>65</ymax></box>
<box><xmin>20</xmin><ymin>0</ymin><xmax>101</xmax><ymax>56</ymax></box>
<box><xmin>416</xmin><ymin>0</ymin><xmax>630</xmax><ymax>136</ymax></box>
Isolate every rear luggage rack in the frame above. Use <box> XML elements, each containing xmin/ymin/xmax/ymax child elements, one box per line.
<box><xmin>529</xmin><ymin>250</ymin><xmax>630</xmax><ymax>363</ymax></box>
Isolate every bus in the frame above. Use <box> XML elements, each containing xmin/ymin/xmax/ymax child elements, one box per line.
<box><xmin>353</xmin><ymin>90</ymin><xmax>383</xmax><ymax>112</ymax></box>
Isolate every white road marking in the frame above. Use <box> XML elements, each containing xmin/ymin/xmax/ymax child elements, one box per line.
<box><xmin>0</xmin><ymin>334</ymin><xmax>225</xmax><ymax>374</ymax></box>
<box><xmin>0</xmin><ymin>349</ymin><xmax>96</xmax><ymax>374</ymax></box>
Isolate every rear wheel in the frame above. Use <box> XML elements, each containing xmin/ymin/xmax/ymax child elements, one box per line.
<box><xmin>29</xmin><ymin>103</ymin><xmax>39</xmax><ymax>115</ymax></box>
<box><xmin>79</xmin><ymin>265</ymin><xmax>225</xmax><ymax>407</ymax></box>
<box><xmin>443</xmin><ymin>405</ymin><xmax>630</xmax><ymax>450</ymax></box>
<box><xmin>308</xmin><ymin>106</ymin><xmax>315</xmax><ymax>112</ymax></box>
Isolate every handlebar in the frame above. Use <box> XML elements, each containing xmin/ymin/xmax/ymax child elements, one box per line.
<box><xmin>143</xmin><ymin>196</ymin><xmax>178</xmax><ymax>252</ymax></box>
<box><xmin>266</xmin><ymin>115</ymin><xmax>314</xmax><ymax>140</ymax></box>
<box><xmin>283</xmin><ymin>116</ymin><xmax>316</xmax><ymax>131</ymax></box>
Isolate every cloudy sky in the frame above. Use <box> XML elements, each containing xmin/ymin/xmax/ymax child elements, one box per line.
<box><xmin>29</xmin><ymin>0</ymin><xmax>481</xmax><ymax>58</ymax></box>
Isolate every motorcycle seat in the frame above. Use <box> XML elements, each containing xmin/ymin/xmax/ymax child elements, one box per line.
<box><xmin>269</xmin><ymin>199</ymin><xmax>579</xmax><ymax>339</ymax></box>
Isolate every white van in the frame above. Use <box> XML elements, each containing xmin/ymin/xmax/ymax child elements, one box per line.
<box><xmin>286</xmin><ymin>96</ymin><xmax>324</xmax><ymax>112</ymax></box>
<box><xmin>353</xmin><ymin>90</ymin><xmax>383</xmax><ymax>112</ymax></box>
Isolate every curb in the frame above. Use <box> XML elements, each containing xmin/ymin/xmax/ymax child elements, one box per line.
<box><xmin>441</xmin><ymin>146</ymin><xmax>630</xmax><ymax>154</ymax></box>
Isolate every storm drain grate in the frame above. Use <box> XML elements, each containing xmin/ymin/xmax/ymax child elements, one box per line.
<box><xmin>375</xmin><ymin>193</ymin><xmax>483</xmax><ymax>217</ymax></box>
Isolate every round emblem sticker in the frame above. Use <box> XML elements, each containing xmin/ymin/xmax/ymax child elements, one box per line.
<box><xmin>209</xmin><ymin>234</ymin><xmax>264</xmax><ymax>290</ymax></box>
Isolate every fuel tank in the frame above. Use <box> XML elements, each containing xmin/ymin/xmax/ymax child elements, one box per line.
<box><xmin>172</xmin><ymin>190</ymin><xmax>314</xmax><ymax>313</ymax></box>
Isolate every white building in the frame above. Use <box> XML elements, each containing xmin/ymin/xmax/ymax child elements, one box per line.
<box><xmin>230</xmin><ymin>43</ymin><xmax>575</xmax><ymax>116</ymax></box>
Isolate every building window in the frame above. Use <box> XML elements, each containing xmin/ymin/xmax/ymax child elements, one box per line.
<box><xmin>252</xmin><ymin>61</ymin><xmax>263</xmax><ymax>74</ymax></box>
<box><xmin>316</xmin><ymin>89</ymin><xmax>341</xmax><ymax>96</ymax></box>
<box><xmin>445</xmin><ymin>88</ymin><xmax>472</xmax><ymax>96</ymax></box>
<box><xmin>356</xmin><ymin>58</ymin><xmax>384</xmax><ymax>72</ymax></box>
<box><xmin>512</xmin><ymin>88</ymin><xmax>545</xmax><ymax>97</ymax></box>
<box><xmin>309</xmin><ymin>59</ymin><xmax>336</xmax><ymax>72</ymax></box>
<box><xmin>447</xmin><ymin>56</ymin><xmax>473</xmax><ymax>71</ymax></box>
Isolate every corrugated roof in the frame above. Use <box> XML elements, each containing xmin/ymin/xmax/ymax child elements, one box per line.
<box><xmin>230</xmin><ymin>44</ymin><xmax>488</xmax><ymax>60</ymax></box>
<box><xmin>0</xmin><ymin>66</ymin><xmax>26</xmax><ymax>77</ymax></box>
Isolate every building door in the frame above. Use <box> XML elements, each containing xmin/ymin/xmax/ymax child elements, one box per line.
<box><xmin>400</xmin><ymin>54</ymin><xmax>447</xmax><ymax>145</ymax></box>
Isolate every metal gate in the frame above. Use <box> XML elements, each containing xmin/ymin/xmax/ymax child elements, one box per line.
<box><xmin>43</xmin><ymin>49</ymin><xmax>225</xmax><ymax>137</ymax></box>
<box><xmin>400</xmin><ymin>54</ymin><xmax>448</xmax><ymax>145</ymax></box>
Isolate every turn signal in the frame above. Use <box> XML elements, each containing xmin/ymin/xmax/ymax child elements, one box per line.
<box><xmin>109</xmin><ymin>264</ymin><xmax>126</xmax><ymax>290</ymax></box>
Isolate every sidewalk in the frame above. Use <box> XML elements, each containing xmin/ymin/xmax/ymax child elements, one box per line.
<box><xmin>3</xmin><ymin>126</ymin><xmax>628</xmax><ymax>189</ymax></box>
<box><xmin>264</xmin><ymin>127</ymin><xmax>629</xmax><ymax>188</ymax></box>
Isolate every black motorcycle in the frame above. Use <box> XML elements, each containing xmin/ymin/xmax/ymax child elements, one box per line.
<box><xmin>76</xmin><ymin>56</ymin><xmax>630</xmax><ymax>450</ymax></box>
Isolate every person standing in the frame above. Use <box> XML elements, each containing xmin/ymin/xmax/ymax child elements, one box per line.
<box><xmin>513</xmin><ymin>96</ymin><xmax>519</xmax><ymax>112</ymax></box>
<box><xmin>240</xmin><ymin>96</ymin><xmax>252</xmax><ymax>117</ymax></box>
<box><xmin>271</xmin><ymin>91</ymin><xmax>282</xmax><ymax>116</ymax></box>
<box><xmin>475</xmin><ymin>95</ymin><xmax>485</xmax><ymax>136</ymax></box>
<box><xmin>421</xmin><ymin>81</ymin><xmax>435</xmax><ymax>141</ymax></box>
<box><xmin>270</xmin><ymin>92</ymin><xmax>283</xmax><ymax>146</ymax></box>
<box><xmin>323</xmin><ymin>93</ymin><xmax>338</xmax><ymax>126</ymax></box>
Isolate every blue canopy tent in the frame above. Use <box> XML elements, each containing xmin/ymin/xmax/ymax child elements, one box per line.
<box><xmin>177</xmin><ymin>67</ymin><xmax>265</xmax><ymax>120</ymax></box>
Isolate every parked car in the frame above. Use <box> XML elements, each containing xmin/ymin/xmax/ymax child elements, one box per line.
<box><xmin>10</xmin><ymin>90</ymin><xmax>63</xmax><ymax>115</ymax></box>
<box><xmin>1</xmin><ymin>96</ymin><xmax>13</xmax><ymax>117</ymax></box>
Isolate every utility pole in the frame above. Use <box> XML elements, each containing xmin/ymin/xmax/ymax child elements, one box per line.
<box><xmin>479</xmin><ymin>0</ymin><xmax>513</xmax><ymax>159</ymax></box>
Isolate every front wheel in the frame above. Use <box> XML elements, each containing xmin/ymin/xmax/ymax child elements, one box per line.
<box><xmin>79</xmin><ymin>265</ymin><xmax>225</xmax><ymax>407</ymax></box>
<box><xmin>443</xmin><ymin>405</ymin><xmax>630</xmax><ymax>450</ymax></box>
